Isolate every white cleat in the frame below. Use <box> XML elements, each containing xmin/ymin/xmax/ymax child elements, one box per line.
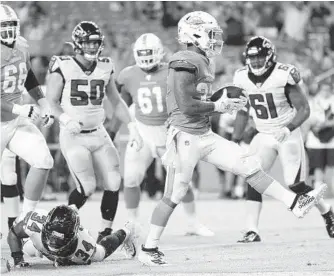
<box><xmin>138</xmin><ymin>246</ymin><xmax>168</xmax><ymax>266</ymax></box>
<box><xmin>121</xmin><ymin>222</ymin><xmax>138</xmax><ymax>259</ymax></box>
<box><xmin>185</xmin><ymin>223</ymin><xmax>215</xmax><ymax>237</ymax></box>
<box><xmin>291</xmin><ymin>183</ymin><xmax>327</xmax><ymax>218</ymax></box>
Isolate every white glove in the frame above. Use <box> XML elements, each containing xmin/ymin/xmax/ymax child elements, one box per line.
<box><xmin>38</xmin><ymin>98</ymin><xmax>54</xmax><ymax>128</ymax></box>
<box><xmin>59</xmin><ymin>113</ymin><xmax>82</xmax><ymax>135</ymax></box>
<box><xmin>214</xmin><ymin>90</ymin><xmax>248</xmax><ymax>114</ymax></box>
<box><xmin>273</xmin><ymin>127</ymin><xmax>291</xmax><ymax>143</ymax></box>
<box><xmin>12</xmin><ymin>104</ymin><xmax>40</xmax><ymax>121</ymax></box>
<box><xmin>127</xmin><ymin>122</ymin><xmax>143</xmax><ymax>151</ymax></box>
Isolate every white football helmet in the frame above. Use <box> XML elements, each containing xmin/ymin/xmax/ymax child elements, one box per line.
<box><xmin>178</xmin><ymin>11</ymin><xmax>223</xmax><ymax>58</ymax></box>
<box><xmin>0</xmin><ymin>4</ymin><xmax>20</xmax><ymax>46</ymax></box>
<box><xmin>133</xmin><ymin>33</ymin><xmax>164</xmax><ymax>71</ymax></box>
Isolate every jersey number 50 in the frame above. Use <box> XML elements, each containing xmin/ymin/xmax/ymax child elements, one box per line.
<box><xmin>249</xmin><ymin>93</ymin><xmax>278</xmax><ymax>119</ymax></box>
<box><xmin>138</xmin><ymin>86</ymin><xmax>164</xmax><ymax>114</ymax></box>
<box><xmin>71</xmin><ymin>79</ymin><xmax>105</xmax><ymax>106</ymax></box>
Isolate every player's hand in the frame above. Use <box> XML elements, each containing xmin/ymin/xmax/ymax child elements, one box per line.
<box><xmin>273</xmin><ymin>127</ymin><xmax>291</xmax><ymax>143</ymax></box>
<box><xmin>12</xmin><ymin>104</ymin><xmax>40</xmax><ymax>121</ymax></box>
<box><xmin>59</xmin><ymin>113</ymin><xmax>82</xmax><ymax>135</ymax></box>
<box><xmin>214</xmin><ymin>91</ymin><xmax>247</xmax><ymax>114</ymax></box>
<box><xmin>127</xmin><ymin>122</ymin><xmax>143</xmax><ymax>151</ymax></box>
<box><xmin>38</xmin><ymin>98</ymin><xmax>54</xmax><ymax>128</ymax></box>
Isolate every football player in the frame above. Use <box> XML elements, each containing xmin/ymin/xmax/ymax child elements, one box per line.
<box><xmin>46</xmin><ymin>21</ymin><xmax>143</xmax><ymax>243</ymax></box>
<box><xmin>1</xmin><ymin>5</ymin><xmax>54</xmax><ymax>216</ymax></box>
<box><xmin>232</xmin><ymin>36</ymin><xmax>334</xmax><ymax>242</ymax></box>
<box><xmin>138</xmin><ymin>11</ymin><xmax>326</xmax><ymax>266</ymax></box>
<box><xmin>7</xmin><ymin>205</ymin><xmax>137</xmax><ymax>267</ymax></box>
<box><xmin>117</xmin><ymin>33</ymin><xmax>213</xmax><ymax>236</ymax></box>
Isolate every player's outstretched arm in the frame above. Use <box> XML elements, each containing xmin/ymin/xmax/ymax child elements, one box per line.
<box><xmin>285</xmin><ymin>83</ymin><xmax>310</xmax><ymax>132</ymax></box>
<box><xmin>232</xmin><ymin>107</ymin><xmax>250</xmax><ymax>143</ymax></box>
<box><xmin>171</xmin><ymin>63</ymin><xmax>215</xmax><ymax>115</ymax></box>
<box><xmin>7</xmin><ymin>215</ymin><xmax>30</xmax><ymax>267</ymax></box>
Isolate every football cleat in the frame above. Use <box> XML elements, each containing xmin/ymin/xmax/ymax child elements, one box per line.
<box><xmin>322</xmin><ymin>207</ymin><xmax>334</xmax><ymax>238</ymax></box>
<box><xmin>237</xmin><ymin>231</ymin><xmax>261</xmax><ymax>243</ymax></box>
<box><xmin>138</xmin><ymin>246</ymin><xmax>168</xmax><ymax>266</ymax></box>
<box><xmin>121</xmin><ymin>222</ymin><xmax>138</xmax><ymax>259</ymax></box>
<box><xmin>97</xmin><ymin>227</ymin><xmax>112</xmax><ymax>244</ymax></box>
<box><xmin>290</xmin><ymin>183</ymin><xmax>327</xmax><ymax>218</ymax></box>
<box><xmin>185</xmin><ymin>223</ymin><xmax>215</xmax><ymax>237</ymax></box>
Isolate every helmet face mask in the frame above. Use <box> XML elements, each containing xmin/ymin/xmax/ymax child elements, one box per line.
<box><xmin>72</xmin><ymin>21</ymin><xmax>104</xmax><ymax>61</ymax></box>
<box><xmin>133</xmin><ymin>33</ymin><xmax>164</xmax><ymax>71</ymax></box>
<box><xmin>245</xmin><ymin>36</ymin><xmax>276</xmax><ymax>76</ymax></box>
<box><xmin>42</xmin><ymin>205</ymin><xmax>80</xmax><ymax>256</ymax></box>
<box><xmin>0</xmin><ymin>5</ymin><xmax>20</xmax><ymax>46</ymax></box>
<box><xmin>178</xmin><ymin>11</ymin><xmax>224</xmax><ymax>58</ymax></box>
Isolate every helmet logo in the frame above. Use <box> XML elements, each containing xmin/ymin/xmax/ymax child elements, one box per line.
<box><xmin>74</xmin><ymin>26</ymin><xmax>87</xmax><ymax>37</ymax></box>
<box><xmin>187</xmin><ymin>16</ymin><xmax>205</xmax><ymax>25</ymax></box>
<box><xmin>262</xmin><ymin>40</ymin><xmax>272</xmax><ymax>49</ymax></box>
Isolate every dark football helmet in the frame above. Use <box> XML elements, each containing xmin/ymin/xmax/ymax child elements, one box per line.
<box><xmin>41</xmin><ymin>205</ymin><xmax>80</xmax><ymax>256</ymax></box>
<box><xmin>72</xmin><ymin>21</ymin><xmax>104</xmax><ymax>61</ymax></box>
<box><xmin>244</xmin><ymin>36</ymin><xmax>276</xmax><ymax>76</ymax></box>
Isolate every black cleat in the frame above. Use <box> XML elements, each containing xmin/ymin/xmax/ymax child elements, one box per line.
<box><xmin>322</xmin><ymin>207</ymin><xmax>334</xmax><ymax>238</ymax></box>
<box><xmin>97</xmin><ymin>228</ymin><xmax>112</xmax><ymax>243</ymax></box>
<box><xmin>237</xmin><ymin>231</ymin><xmax>261</xmax><ymax>243</ymax></box>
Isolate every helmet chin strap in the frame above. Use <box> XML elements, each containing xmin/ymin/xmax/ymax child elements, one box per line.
<box><xmin>83</xmin><ymin>52</ymin><xmax>98</xmax><ymax>61</ymax></box>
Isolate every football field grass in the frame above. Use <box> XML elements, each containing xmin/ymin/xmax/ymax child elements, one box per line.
<box><xmin>1</xmin><ymin>193</ymin><xmax>334</xmax><ymax>276</ymax></box>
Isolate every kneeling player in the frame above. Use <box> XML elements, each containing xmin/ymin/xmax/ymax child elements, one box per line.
<box><xmin>7</xmin><ymin>205</ymin><xmax>137</xmax><ymax>267</ymax></box>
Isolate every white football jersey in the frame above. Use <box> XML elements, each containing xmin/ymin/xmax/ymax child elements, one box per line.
<box><xmin>233</xmin><ymin>62</ymin><xmax>301</xmax><ymax>133</ymax></box>
<box><xmin>49</xmin><ymin>56</ymin><xmax>114</xmax><ymax>130</ymax></box>
<box><xmin>23</xmin><ymin>209</ymin><xmax>96</xmax><ymax>265</ymax></box>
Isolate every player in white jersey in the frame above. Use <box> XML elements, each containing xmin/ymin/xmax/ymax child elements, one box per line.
<box><xmin>1</xmin><ymin>4</ymin><xmax>54</xmax><ymax>219</ymax></box>
<box><xmin>7</xmin><ymin>205</ymin><xmax>137</xmax><ymax>267</ymax></box>
<box><xmin>232</xmin><ymin>36</ymin><xmax>334</xmax><ymax>242</ymax></box>
<box><xmin>46</xmin><ymin>21</ymin><xmax>143</xmax><ymax>243</ymax></box>
<box><xmin>117</xmin><ymin>33</ymin><xmax>213</xmax><ymax>236</ymax></box>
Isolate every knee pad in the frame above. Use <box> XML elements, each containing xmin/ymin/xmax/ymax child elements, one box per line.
<box><xmin>236</xmin><ymin>154</ymin><xmax>262</xmax><ymax>178</ymax></box>
<box><xmin>23</xmin><ymin>239</ymin><xmax>40</xmax><ymax>257</ymax></box>
<box><xmin>30</xmin><ymin>150</ymin><xmax>54</xmax><ymax>169</ymax></box>
<box><xmin>170</xmin><ymin>174</ymin><xmax>190</xmax><ymax>204</ymax></box>
<box><xmin>124</xmin><ymin>167</ymin><xmax>145</xmax><ymax>189</ymax></box>
<box><xmin>105</xmin><ymin>170</ymin><xmax>121</xmax><ymax>191</ymax></box>
<box><xmin>246</xmin><ymin>184</ymin><xmax>262</xmax><ymax>202</ymax></box>
<box><xmin>0</xmin><ymin>171</ymin><xmax>17</xmax><ymax>186</ymax></box>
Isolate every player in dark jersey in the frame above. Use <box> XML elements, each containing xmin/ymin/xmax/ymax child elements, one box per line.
<box><xmin>138</xmin><ymin>11</ymin><xmax>326</xmax><ymax>266</ymax></box>
<box><xmin>117</xmin><ymin>33</ymin><xmax>213</xmax><ymax>236</ymax></box>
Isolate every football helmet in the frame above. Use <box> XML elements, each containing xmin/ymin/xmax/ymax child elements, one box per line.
<box><xmin>41</xmin><ymin>205</ymin><xmax>80</xmax><ymax>256</ymax></box>
<box><xmin>178</xmin><ymin>11</ymin><xmax>223</xmax><ymax>58</ymax></box>
<box><xmin>133</xmin><ymin>33</ymin><xmax>164</xmax><ymax>71</ymax></box>
<box><xmin>0</xmin><ymin>4</ymin><xmax>20</xmax><ymax>46</ymax></box>
<box><xmin>244</xmin><ymin>36</ymin><xmax>276</xmax><ymax>76</ymax></box>
<box><xmin>72</xmin><ymin>21</ymin><xmax>104</xmax><ymax>61</ymax></box>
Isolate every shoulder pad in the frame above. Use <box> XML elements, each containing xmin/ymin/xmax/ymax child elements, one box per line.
<box><xmin>48</xmin><ymin>56</ymin><xmax>60</xmax><ymax>73</ymax></box>
<box><xmin>169</xmin><ymin>60</ymin><xmax>197</xmax><ymax>73</ymax></box>
<box><xmin>98</xmin><ymin>57</ymin><xmax>112</xmax><ymax>63</ymax></box>
<box><xmin>16</xmin><ymin>36</ymin><xmax>29</xmax><ymax>49</ymax></box>
<box><xmin>117</xmin><ymin>66</ymin><xmax>134</xmax><ymax>85</ymax></box>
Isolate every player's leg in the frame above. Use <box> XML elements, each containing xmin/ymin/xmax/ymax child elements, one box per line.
<box><xmin>203</xmin><ymin>132</ymin><xmax>326</xmax><ymax>218</ymax></box>
<box><xmin>60</xmin><ymin>131</ymin><xmax>96</xmax><ymax>210</ymax></box>
<box><xmin>139</xmin><ymin>129</ymin><xmax>200</xmax><ymax>266</ymax></box>
<box><xmin>92</xmin><ymin>128</ymin><xmax>123</xmax><ymax>241</ymax></box>
<box><xmin>238</xmin><ymin>133</ymin><xmax>278</xmax><ymax>243</ymax></box>
<box><xmin>279</xmin><ymin>130</ymin><xmax>334</xmax><ymax>238</ymax></box>
<box><xmin>0</xmin><ymin>149</ymin><xmax>20</xmax><ymax>229</ymax></box>
<box><xmin>123</xmin><ymin>139</ymin><xmax>153</xmax><ymax>221</ymax></box>
<box><xmin>8</xmin><ymin>120</ymin><xmax>53</xmax><ymax>215</ymax></box>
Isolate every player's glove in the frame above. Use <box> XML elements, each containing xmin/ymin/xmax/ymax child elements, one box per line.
<box><xmin>59</xmin><ymin>113</ymin><xmax>82</xmax><ymax>135</ymax></box>
<box><xmin>12</xmin><ymin>104</ymin><xmax>40</xmax><ymax>121</ymax></box>
<box><xmin>213</xmin><ymin>91</ymin><xmax>247</xmax><ymax>114</ymax></box>
<box><xmin>38</xmin><ymin>98</ymin><xmax>54</xmax><ymax>128</ymax></box>
<box><xmin>273</xmin><ymin>127</ymin><xmax>291</xmax><ymax>143</ymax></box>
<box><xmin>127</xmin><ymin>122</ymin><xmax>143</xmax><ymax>151</ymax></box>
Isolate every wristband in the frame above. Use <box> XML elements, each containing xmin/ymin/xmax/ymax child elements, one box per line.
<box><xmin>12</xmin><ymin>104</ymin><xmax>22</xmax><ymax>115</ymax></box>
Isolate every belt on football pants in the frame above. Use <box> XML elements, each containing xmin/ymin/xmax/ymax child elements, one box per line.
<box><xmin>80</xmin><ymin>128</ymin><xmax>98</xmax><ymax>134</ymax></box>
